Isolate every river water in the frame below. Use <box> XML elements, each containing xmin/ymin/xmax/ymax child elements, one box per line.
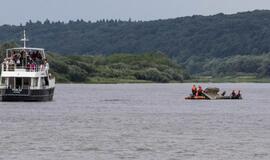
<box><xmin>0</xmin><ymin>83</ymin><xmax>270</xmax><ymax>160</ymax></box>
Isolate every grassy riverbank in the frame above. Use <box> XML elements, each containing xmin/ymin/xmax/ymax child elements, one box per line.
<box><xmin>186</xmin><ymin>75</ymin><xmax>270</xmax><ymax>83</ymax></box>
<box><xmin>47</xmin><ymin>53</ymin><xmax>188</xmax><ymax>83</ymax></box>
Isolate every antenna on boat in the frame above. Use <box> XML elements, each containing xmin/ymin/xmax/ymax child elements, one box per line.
<box><xmin>21</xmin><ymin>30</ymin><xmax>29</xmax><ymax>48</ymax></box>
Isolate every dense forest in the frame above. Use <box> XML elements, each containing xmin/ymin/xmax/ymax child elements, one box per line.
<box><xmin>1</xmin><ymin>10</ymin><xmax>270</xmax><ymax>82</ymax></box>
<box><xmin>186</xmin><ymin>54</ymin><xmax>270</xmax><ymax>77</ymax></box>
<box><xmin>1</xmin><ymin>10</ymin><xmax>270</xmax><ymax>60</ymax></box>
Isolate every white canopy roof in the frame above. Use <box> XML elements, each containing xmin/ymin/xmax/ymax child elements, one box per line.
<box><xmin>7</xmin><ymin>47</ymin><xmax>45</xmax><ymax>51</ymax></box>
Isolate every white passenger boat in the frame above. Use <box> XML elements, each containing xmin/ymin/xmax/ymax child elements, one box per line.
<box><xmin>0</xmin><ymin>30</ymin><xmax>55</xmax><ymax>101</ymax></box>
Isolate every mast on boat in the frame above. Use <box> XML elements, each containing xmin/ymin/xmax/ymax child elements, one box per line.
<box><xmin>20</xmin><ymin>30</ymin><xmax>29</xmax><ymax>48</ymax></box>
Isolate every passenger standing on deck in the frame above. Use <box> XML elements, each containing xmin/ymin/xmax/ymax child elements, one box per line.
<box><xmin>30</xmin><ymin>60</ymin><xmax>36</xmax><ymax>72</ymax></box>
<box><xmin>16</xmin><ymin>59</ymin><xmax>20</xmax><ymax>67</ymax></box>
<box><xmin>197</xmin><ymin>85</ymin><xmax>203</xmax><ymax>96</ymax></box>
<box><xmin>192</xmin><ymin>85</ymin><xmax>197</xmax><ymax>96</ymax></box>
<box><xmin>45</xmin><ymin>59</ymin><xmax>49</xmax><ymax>74</ymax></box>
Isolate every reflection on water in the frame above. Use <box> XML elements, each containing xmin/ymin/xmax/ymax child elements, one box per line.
<box><xmin>0</xmin><ymin>83</ymin><xmax>270</xmax><ymax>160</ymax></box>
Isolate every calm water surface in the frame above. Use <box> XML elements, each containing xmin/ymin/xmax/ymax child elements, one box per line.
<box><xmin>0</xmin><ymin>83</ymin><xmax>270</xmax><ymax>160</ymax></box>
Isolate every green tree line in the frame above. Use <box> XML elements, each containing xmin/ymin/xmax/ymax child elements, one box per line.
<box><xmin>1</xmin><ymin>10</ymin><xmax>270</xmax><ymax>60</ymax></box>
<box><xmin>185</xmin><ymin>54</ymin><xmax>270</xmax><ymax>78</ymax></box>
<box><xmin>46</xmin><ymin>53</ymin><xmax>188</xmax><ymax>83</ymax></box>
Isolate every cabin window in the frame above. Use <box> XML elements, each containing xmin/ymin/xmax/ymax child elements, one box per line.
<box><xmin>41</xmin><ymin>77</ymin><xmax>45</xmax><ymax>86</ymax></box>
<box><xmin>15</xmin><ymin>78</ymin><xmax>22</xmax><ymax>89</ymax></box>
<box><xmin>1</xmin><ymin>78</ymin><xmax>5</xmax><ymax>85</ymax></box>
<box><xmin>32</xmin><ymin>78</ymin><xmax>38</xmax><ymax>87</ymax></box>
<box><xmin>45</xmin><ymin>77</ymin><xmax>49</xmax><ymax>86</ymax></box>
<box><xmin>9</xmin><ymin>77</ymin><xmax>15</xmax><ymax>89</ymax></box>
<box><xmin>23</xmin><ymin>78</ymin><xmax>30</xmax><ymax>89</ymax></box>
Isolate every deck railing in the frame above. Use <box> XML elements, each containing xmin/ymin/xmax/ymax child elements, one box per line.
<box><xmin>1</xmin><ymin>64</ymin><xmax>47</xmax><ymax>72</ymax></box>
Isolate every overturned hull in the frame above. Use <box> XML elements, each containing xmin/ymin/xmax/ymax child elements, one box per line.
<box><xmin>0</xmin><ymin>88</ymin><xmax>54</xmax><ymax>101</ymax></box>
<box><xmin>185</xmin><ymin>95</ymin><xmax>242</xmax><ymax>100</ymax></box>
<box><xmin>216</xmin><ymin>96</ymin><xmax>242</xmax><ymax>100</ymax></box>
<box><xmin>185</xmin><ymin>96</ymin><xmax>209</xmax><ymax>100</ymax></box>
<box><xmin>186</xmin><ymin>87</ymin><xmax>242</xmax><ymax>100</ymax></box>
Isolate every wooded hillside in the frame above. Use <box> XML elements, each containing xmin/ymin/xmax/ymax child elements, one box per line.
<box><xmin>1</xmin><ymin>10</ymin><xmax>270</xmax><ymax>60</ymax></box>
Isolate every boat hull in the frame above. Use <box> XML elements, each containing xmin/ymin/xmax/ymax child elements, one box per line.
<box><xmin>0</xmin><ymin>88</ymin><xmax>54</xmax><ymax>101</ymax></box>
<box><xmin>185</xmin><ymin>96</ymin><xmax>209</xmax><ymax>100</ymax></box>
<box><xmin>185</xmin><ymin>95</ymin><xmax>242</xmax><ymax>100</ymax></box>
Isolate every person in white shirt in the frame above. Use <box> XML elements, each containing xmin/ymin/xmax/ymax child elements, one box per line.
<box><xmin>45</xmin><ymin>59</ymin><xmax>49</xmax><ymax>74</ymax></box>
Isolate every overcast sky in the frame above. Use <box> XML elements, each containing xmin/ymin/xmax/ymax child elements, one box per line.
<box><xmin>0</xmin><ymin>0</ymin><xmax>270</xmax><ymax>25</ymax></box>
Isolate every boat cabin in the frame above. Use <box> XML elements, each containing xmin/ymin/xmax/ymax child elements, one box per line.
<box><xmin>3</xmin><ymin>48</ymin><xmax>46</xmax><ymax>72</ymax></box>
<box><xmin>1</xmin><ymin>48</ymin><xmax>50</xmax><ymax>91</ymax></box>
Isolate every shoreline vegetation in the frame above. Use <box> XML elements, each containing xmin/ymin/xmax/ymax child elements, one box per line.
<box><xmin>54</xmin><ymin>76</ymin><xmax>270</xmax><ymax>84</ymax></box>
<box><xmin>48</xmin><ymin>52</ymin><xmax>270</xmax><ymax>84</ymax></box>
<box><xmin>46</xmin><ymin>52</ymin><xmax>270</xmax><ymax>84</ymax></box>
<box><xmin>186</xmin><ymin>76</ymin><xmax>270</xmax><ymax>83</ymax></box>
<box><xmin>1</xmin><ymin>43</ymin><xmax>270</xmax><ymax>84</ymax></box>
<box><xmin>46</xmin><ymin>53</ymin><xmax>188</xmax><ymax>84</ymax></box>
